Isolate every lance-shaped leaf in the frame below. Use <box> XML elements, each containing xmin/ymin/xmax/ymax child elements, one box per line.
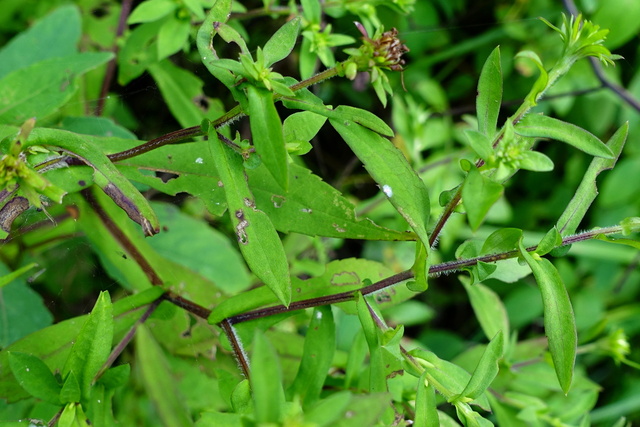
<box><xmin>515</xmin><ymin>114</ymin><xmax>614</xmax><ymax>159</ymax></box>
<box><xmin>452</xmin><ymin>330</ymin><xmax>504</xmax><ymax>402</ymax></box>
<box><xmin>287</xmin><ymin>306</ymin><xmax>336</xmax><ymax>408</ymax></box>
<box><xmin>556</xmin><ymin>122</ymin><xmax>627</xmax><ymax>236</ymax></box>
<box><xmin>519</xmin><ymin>239</ymin><xmax>577</xmax><ymax>394</ymax></box>
<box><xmin>251</xmin><ymin>332</ymin><xmax>286</xmax><ymax>424</ymax></box>
<box><xmin>208</xmin><ymin>129</ymin><xmax>291</xmax><ymax>306</ymax></box>
<box><xmin>247</xmin><ymin>85</ymin><xmax>289</xmax><ymax>190</ymax></box>
<box><xmin>330</xmin><ymin>119</ymin><xmax>431</xmax><ymax>247</ymax></box>
<box><xmin>263</xmin><ymin>17</ymin><xmax>301</xmax><ymax>67</ymax></box>
<box><xmin>62</xmin><ymin>291</ymin><xmax>113</xmax><ymax>400</ymax></box>
<box><xmin>477</xmin><ymin>47</ymin><xmax>502</xmax><ymax>138</ymax></box>
<box><xmin>23</xmin><ymin>127</ymin><xmax>160</xmax><ymax>235</ymax></box>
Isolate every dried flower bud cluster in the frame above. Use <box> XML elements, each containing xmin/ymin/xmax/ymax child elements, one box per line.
<box><xmin>371</xmin><ymin>28</ymin><xmax>410</xmax><ymax>71</ymax></box>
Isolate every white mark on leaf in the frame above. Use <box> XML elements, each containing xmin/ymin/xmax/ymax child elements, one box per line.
<box><xmin>217</xmin><ymin>180</ymin><xmax>224</xmax><ymax>187</ymax></box>
<box><xmin>195</xmin><ymin>157</ymin><xmax>204</xmax><ymax>164</ymax></box>
<box><xmin>382</xmin><ymin>184</ymin><xmax>393</xmax><ymax>198</ymax></box>
<box><xmin>271</xmin><ymin>195</ymin><xmax>285</xmax><ymax>208</ymax></box>
<box><xmin>315</xmin><ymin>310</ymin><xmax>323</xmax><ymax>319</ymax></box>
<box><xmin>301</xmin><ymin>208</ymin><xmax>312</xmax><ymax>213</ymax></box>
<box><xmin>235</xmin><ymin>210</ymin><xmax>249</xmax><ymax>244</ymax></box>
<box><xmin>332</xmin><ymin>223</ymin><xmax>346</xmax><ymax>233</ymax></box>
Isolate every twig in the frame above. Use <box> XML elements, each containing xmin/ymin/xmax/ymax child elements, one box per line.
<box><xmin>95</xmin><ymin>0</ymin><xmax>133</xmax><ymax>116</ymax></box>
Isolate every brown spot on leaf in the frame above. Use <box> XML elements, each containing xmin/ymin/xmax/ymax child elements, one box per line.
<box><xmin>235</xmin><ymin>209</ymin><xmax>249</xmax><ymax>244</ymax></box>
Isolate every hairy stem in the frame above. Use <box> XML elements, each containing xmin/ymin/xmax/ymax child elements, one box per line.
<box><xmin>104</xmin><ymin>67</ymin><xmax>341</xmax><ymax>162</ymax></box>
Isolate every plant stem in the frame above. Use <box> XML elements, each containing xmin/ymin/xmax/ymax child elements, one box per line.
<box><xmin>224</xmin><ymin>225</ymin><xmax>631</xmax><ymax>325</ymax></box>
<box><xmin>103</xmin><ymin>67</ymin><xmax>341</xmax><ymax>162</ymax></box>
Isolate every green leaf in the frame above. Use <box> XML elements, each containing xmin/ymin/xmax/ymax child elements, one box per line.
<box><xmin>595</xmin><ymin>234</ymin><xmax>640</xmax><ymax>250</ymax></box>
<box><xmin>536</xmin><ymin>227</ymin><xmax>563</xmax><ymax>256</ymax></box>
<box><xmin>136</xmin><ymin>325</ymin><xmax>194</xmax><ymax>426</ymax></box>
<box><xmin>330</xmin><ymin>119</ymin><xmax>431</xmax><ymax>246</ymax></box>
<box><xmin>332</xmin><ymin>394</ymin><xmax>391</xmax><ymax>427</ymax></box>
<box><xmin>128</xmin><ymin>0</ymin><xmax>176</xmax><ymax>24</ymax></box>
<box><xmin>247</xmin><ymin>85</ymin><xmax>289</xmax><ymax>190</ymax></box>
<box><xmin>287</xmin><ymin>306</ymin><xmax>336</xmax><ymax>407</ymax></box>
<box><xmin>0</xmin><ymin>53</ymin><xmax>113</xmax><ymax>125</ymax></box>
<box><xmin>283</xmin><ymin>111</ymin><xmax>326</xmax><ymax>144</ymax></box>
<box><xmin>465</xmin><ymin>130</ymin><xmax>494</xmax><ymax>161</ymax></box>
<box><xmin>515</xmin><ymin>50</ymin><xmax>549</xmax><ymax>106</ymax></box>
<box><xmin>304</xmin><ymin>391</ymin><xmax>352</xmax><ymax>426</ymax></box>
<box><xmin>515</xmin><ymin>114</ymin><xmax>614</xmax><ymax>159</ymax></box>
<box><xmin>248</xmin><ymin>163</ymin><xmax>414</xmax><ymax>240</ymax></box>
<box><xmin>60</xmin><ymin>371</ymin><xmax>81</xmax><ymax>404</ymax></box>
<box><xmin>462</xmin><ymin>167</ymin><xmax>504</xmax><ymax>231</ymax></box>
<box><xmin>333</xmin><ymin>106</ymin><xmax>394</xmax><ymax>136</ymax></box>
<box><xmin>453</xmin><ymin>330</ymin><xmax>504</xmax><ymax>401</ymax></box>
<box><xmin>477</xmin><ymin>47</ymin><xmax>502</xmax><ymax>138</ymax></box>
<box><xmin>481</xmin><ymin>228</ymin><xmax>522</xmax><ymax>254</ymax></box>
<box><xmin>414</xmin><ymin>371</ymin><xmax>440</xmax><ymax>427</ymax></box>
<box><xmin>263</xmin><ymin>17</ymin><xmax>301</xmax><ymax>67</ymax></box>
<box><xmin>8</xmin><ymin>352</ymin><xmax>61</xmax><ymax>405</ymax></box>
<box><xmin>251</xmin><ymin>332</ymin><xmax>286</xmax><ymax>424</ymax></box>
<box><xmin>518</xmin><ymin>240</ymin><xmax>577</xmax><ymax>394</ymax></box>
<box><xmin>408</xmin><ymin>241</ymin><xmax>429</xmax><ymax>292</ymax></box>
<box><xmin>556</xmin><ymin>122</ymin><xmax>627</xmax><ymax>236</ymax></box>
<box><xmin>58</xmin><ymin>402</ymin><xmax>89</xmax><ymax>427</ymax></box>
<box><xmin>208</xmin><ymin>129</ymin><xmax>291</xmax><ymax>306</ymax></box>
<box><xmin>0</xmin><ymin>5</ymin><xmax>81</xmax><ymax>80</ymax></box>
<box><xmin>112</xmin><ymin>138</ymin><xmax>226</xmax><ymax>217</ymax></box>
<box><xmin>518</xmin><ymin>150</ymin><xmax>554</xmax><ymax>172</ymax></box>
<box><xmin>99</xmin><ymin>364</ymin><xmax>130</xmax><ymax>390</ymax></box>
<box><xmin>62</xmin><ymin>291</ymin><xmax>114</xmax><ymax>400</ymax></box>
<box><xmin>461</xmin><ymin>277</ymin><xmax>509</xmax><ymax>349</ymax></box>
<box><xmin>157</xmin><ymin>16</ymin><xmax>191</xmax><ymax>60</ymax></box>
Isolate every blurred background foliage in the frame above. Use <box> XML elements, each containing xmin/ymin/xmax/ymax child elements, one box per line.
<box><xmin>0</xmin><ymin>0</ymin><xmax>639</xmax><ymax>424</ymax></box>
